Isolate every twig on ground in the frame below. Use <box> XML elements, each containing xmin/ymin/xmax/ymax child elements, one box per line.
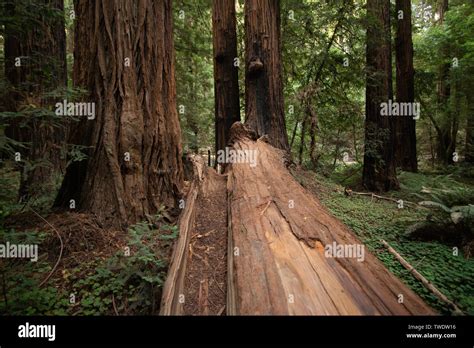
<box><xmin>29</xmin><ymin>208</ymin><xmax>64</xmax><ymax>288</ymax></box>
<box><xmin>381</xmin><ymin>239</ymin><xmax>464</xmax><ymax>315</ymax></box>
<box><xmin>348</xmin><ymin>191</ymin><xmax>424</xmax><ymax>208</ymax></box>
<box><xmin>112</xmin><ymin>293</ymin><xmax>119</xmax><ymax>316</ymax></box>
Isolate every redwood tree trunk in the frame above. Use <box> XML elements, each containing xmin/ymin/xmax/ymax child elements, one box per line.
<box><xmin>55</xmin><ymin>0</ymin><xmax>184</xmax><ymax>227</ymax></box>
<box><xmin>395</xmin><ymin>0</ymin><xmax>417</xmax><ymax>172</ymax></box>
<box><xmin>244</xmin><ymin>0</ymin><xmax>289</xmax><ymax>151</ymax></box>
<box><xmin>4</xmin><ymin>0</ymin><xmax>67</xmax><ymax>200</ymax></box>
<box><xmin>435</xmin><ymin>0</ymin><xmax>455</xmax><ymax>165</ymax></box>
<box><xmin>212</xmin><ymin>0</ymin><xmax>240</xmax><ymax>157</ymax></box>
<box><xmin>362</xmin><ymin>0</ymin><xmax>399</xmax><ymax>191</ymax></box>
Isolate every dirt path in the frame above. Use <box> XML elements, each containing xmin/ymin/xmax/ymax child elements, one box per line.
<box><xmin>159</xmin><ymin>158</ymin><xmax>228</xmax><ymax>315</ymax></box>
<box><xmin>182</xmin><ymin>170</ymin><xmax>227</xmax><ymax>315</ymax></box>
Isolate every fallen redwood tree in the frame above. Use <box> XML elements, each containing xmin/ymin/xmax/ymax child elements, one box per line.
<box><xmin>161</xmin><ymin>123</ymin><xmax>435</xmax><ymax>315</ymax></box>
<box><xmin>226</xmin><ymin>123</ymin><xmax>434</xmax><ymax>315</ymax></box>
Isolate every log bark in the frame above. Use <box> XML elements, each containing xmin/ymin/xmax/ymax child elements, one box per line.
<box><xmin>162</xmin><ymin>124</ymin><xmax>435</xmax><ymax>316</ymax></box>
<box><xmin>160</xmin><ymin>156</ymin><xmax>203</xmax><ymax>315</ymax></box>
<box><xmin>54</xmin><ymin>0</ymin><xmax>183</xmax><ymax>227</ymax></box>
<box><xmin>213</xmin><ymin>0</ymin><xmax>240</xmax><ymax>157</ymax></box>
<box><xmin>244</xmin><ymin>0</ymin><xmax>289</xmax><ymax>152</ymax></box>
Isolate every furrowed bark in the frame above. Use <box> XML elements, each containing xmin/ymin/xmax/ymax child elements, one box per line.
<box><xmin>213</xmin><ymin>0</ymin><xmax>240</xmax><ymax>158</ymax></box>
<box><xmin>244</xmin><ymin>0</ymin><xmax>289</xmax><ymax>152</ymax></box>
<box><xmin>55</xmin><ymin>0</ymin><xmax>183</xmax><ymax>227</ymax></box>
<box><xmin>363</xmin><ymin>0</ymin><xmax>399</xmax><ymax>191</ymax></box>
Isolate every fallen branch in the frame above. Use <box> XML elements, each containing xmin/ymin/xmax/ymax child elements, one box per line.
<box><xmin>347</xmin><ymin>190</ymin><xmax>423</xmax><ymax>208</ymax></box>
<box><xmin>381</xmin><ymin>239</ymin><xmax>464</xmax><ymax>315</ymax></box>
<box><xmin>112</xmin><ymin>293</ymin><xmax>119</xmax><ymax>316</ymax></box>
<box><xmin>29</xmin><ymin>208</ymin><xmax>64</xmax><ymax>288</ymax></box>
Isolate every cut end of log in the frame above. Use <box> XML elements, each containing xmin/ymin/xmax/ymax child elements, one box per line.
<box><xmin>228</xmin><ymin>122</ymin><xmax>258</xmax><ymax>145</ymax></box>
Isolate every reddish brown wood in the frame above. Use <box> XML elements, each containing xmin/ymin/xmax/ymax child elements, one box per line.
<box><xmin>227</xmin><ymin>123</ymin><xmax>433</xmax><ymax>315</ymax></box>
<box><xmin>213</xmin><ymin>0</ymin><xmax>240</xmax><ymax>156</ymax></box>
<box><xmin>363</xmin><ymin>0</ymin><xmax>399</xmax><ymax>191</ymax></box>
<box><xmin>244</xmin><ymin>0</ymin><xmax>289</xmax><ymax>151</ymax></box>
<box><xmin>395</xmin><ymin>0</ymin><xmax>418</xmax><ymax>172</ymax></box>
<box><xmin>55</xmin><ymin>0</ymin><xmax>183</xmax><ymax>227</ymax></box>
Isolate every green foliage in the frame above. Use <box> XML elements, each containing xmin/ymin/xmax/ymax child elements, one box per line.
<box><xmin>0</xmin><ymin>215</ymin><xmax>176</xmax><ymax>316</ymax></box>
<box><xmin>174</xmin><ymin>0</ymin><xmax>214</xmax><ymax>153</ymax></box>
<box><xmin>282</xmin><ymin>0</ymin><xmax>365</xmax><ymax>170</ymax></box>
<box><xmin>67</xmin><ymin>217</ymin><xmax>174</xmax><ymax>315</ymax></box>
<box><xmin>413</xmin><ymin>0</ymin><xmax>474</xmax><ymax>165</ymax></box>
<box><xmin>396</xmin><ymin>171</ymin><xmax>474</xmax><ymax>248</ymax></box>
<box><xmin>296</xmin><ymin>170</ymin><xmax>474</xmax><ymax>315</ymax></box>
<box><xmin>0</xmin><ymin>228</ymin><xmax>65</xmax><ymax>315</ymax></box>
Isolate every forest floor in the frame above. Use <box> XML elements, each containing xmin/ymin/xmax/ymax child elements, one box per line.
<box><xmin>182</xmin><ymin>170</ymin><xmax>227</xmax><ymax>315</ymax></box>
<box><xmin>292</xmin><ymin>166</ymin><xmax>474</xmax><ymax>315</ymax></box>
<box><xmin>1</xmin><ymin>160</ymin><xmax>473</xmax><ymax>315</ymax></box>
<box><xmin>0</xmin><ymin>164</ymin><xmax>176</xmax><ymax>315</ymax></box>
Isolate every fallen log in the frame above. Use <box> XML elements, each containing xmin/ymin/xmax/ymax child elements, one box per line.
<box><xmin>160</xmin><ymin>156</ymin><xmax>203</xmax><ymax>315</ymax></box>
<box><xmin>381</xmin><ymin>239</ymin><xmax>464</xmax><ymax>315</ymax></box>
<box><xmin>226</xmin><ymin>123</ymin><xmax>435</xmax><ymax>315</ymax></box>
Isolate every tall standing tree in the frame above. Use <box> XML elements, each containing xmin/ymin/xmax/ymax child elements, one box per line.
<box><xmin>244</xmin><ymin>0</ymin><xmax>289</xmax><ymax>151</ymax></box>
<box><xmin>434</xmin><ymin>0</ymin><xmax>457</xmax><ymax>164</ymax></box>
<box><xmin>55</xmin><ymin>0</ymin><xmax>183</xmax><ymax>227</ymax></box>
<box><xmin>4</xmin><ymin>0</ymin><xmax>67</xmax><ymax>200</ymax></box>
<box><xmin>212</xmin><ymin>0</ymin><xmax>240</xmax><ymax>157</ymax></box>
<box><xmin>395</xmin><ymin>0</ymin><xmax>417</xmax><ymax>172</ymax></box>
<box><xmin>363</xmin><ymin>0</ymin><xmax>399</xmax><ymax>191</ymax></box>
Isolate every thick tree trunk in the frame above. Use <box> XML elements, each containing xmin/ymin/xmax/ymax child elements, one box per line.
<box><xmin>395</xmin><ymin>0</ymin><xmax>417</xmax><ymax>172</ymax></box>
<box><xmin>244</xmin><ymin>0</ymin><xmax>289</xmax><ymax>151</ymax></box>
<box><xmin>362</xmin><ymin>0</ymin><xmax>399</xmax><ymax>191</ymax></box>
<box><xmin>4</xmin><ymin>0</ymin><xmax>67</xmax><ymax>200</ymax></box>
<box><xmin>212</xmin><ymin>0</ymin><xmax>240</xmax><ymax>158</ymax></box>
<box><xmin>435</xmin><ymin>0</ymin><xmax>456</xmax><ymax>165</ymax></box>
<box><xmin>55</xmin><ymin>0</ymin><xmax>183</xmax><ymax>227</ymax></box>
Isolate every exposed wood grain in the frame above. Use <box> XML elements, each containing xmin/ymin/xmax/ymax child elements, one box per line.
<box><xmin>160</xmin><ymin>156</ymin><xmax>203</xmax><ymax>315</ymax></box>
<box><xmin>226</xmin><ymin>123</ymin><xmax>435</xmax><ymax>315</ymax></box>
